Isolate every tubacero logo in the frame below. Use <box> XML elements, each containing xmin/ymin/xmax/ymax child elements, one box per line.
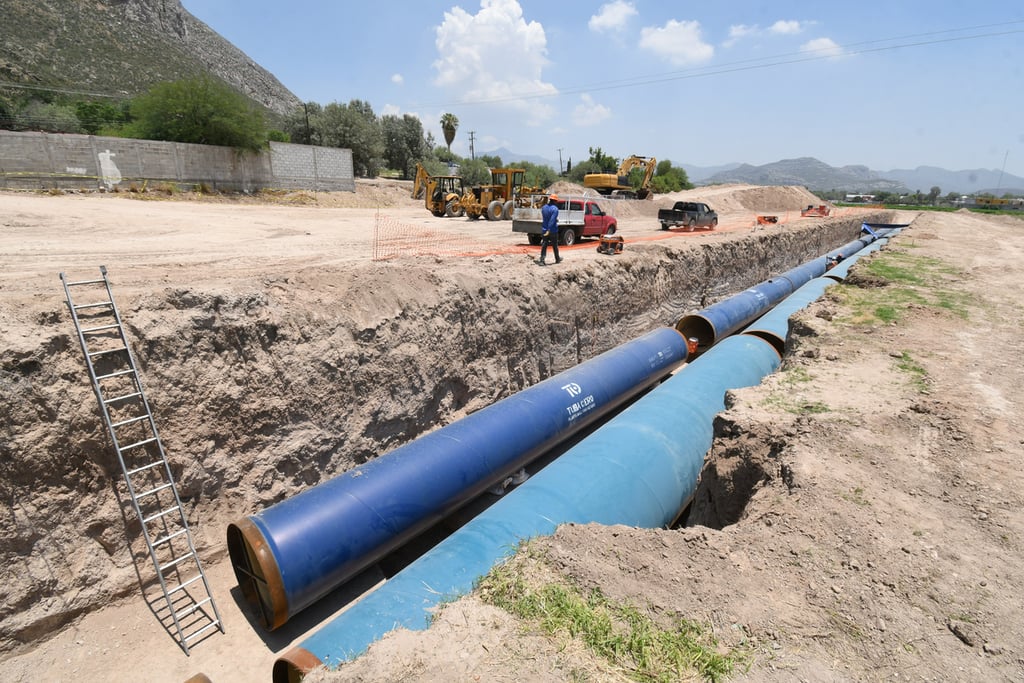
<box><xmin>561</xmin><ymin>382</ymin><xmax>583</xmax><ymax>397</ymax></box>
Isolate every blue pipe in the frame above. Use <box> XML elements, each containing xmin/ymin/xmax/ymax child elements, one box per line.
<box><xmin>227</xmin><ymin>327</ymin><xmax>689</xmax><ymax>629</ymax></box>
<box><xmin>675</xmin><ymin>276</ymin><xmax>795</xmax><ymax>352</ymax></box>
<box><xmin>274</xmin><ymin>333</ymin><xmax>782</xmax><ymax>681</ymax></box>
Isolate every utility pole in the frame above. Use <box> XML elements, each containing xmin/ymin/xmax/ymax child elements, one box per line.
<box><xmin>557</xmin><ymin>148</ymin><xmax>564</xmax><ymax>175</ymax></box>
<box><xmin>468</xmin><ymin>131</ymin><xmax>476</xmax><ymax>160</ymax></box>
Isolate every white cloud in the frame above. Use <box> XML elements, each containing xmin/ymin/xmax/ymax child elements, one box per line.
<box><xmin>800</xmin><ymin>37</ymin><xmax>845</xmax><ymax>60</ymax></box>
<box><xmin>381</xmin><ymin>104</ymin><xmax>401</xmax><ymax>116</ymax></box>
<box><xmin>639</xmin><ymin>20</ymin><xmax>713</xmax><ymax>66</ymax></box>
<box><xmin>572</xmin><ymin>94</ymin><xmax>611</xmax><ymax>127</ymax></box>
<box><xmin>433</xmin><ymin>0</ymin><xmax>556</xmax><ymax>124</ymax></box>
<box><xmin>588</xmin><ymin>1</ymin><xmax>637</xmax><ymax>33</ymax></box>
<box><xmin>769</xmin><ymin>20</ymin><xmax>804</xmax><ymax>35</ymax></box>
<box><xmin>724</xmin><ymin>23</ymin><xmax>757</xmax><ymax>48</ymax></box>
<box><xmin>391</xmin><ymin>73</ymin><xmax>404</xmax><ymax>85</ymax></box>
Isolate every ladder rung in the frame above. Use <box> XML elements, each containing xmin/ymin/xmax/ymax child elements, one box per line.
<box><xmin>98</xmin><ymin>368</ymin><xmax>135</xmax><ymax>381</ymax></box>
<box><xmin>112</xmin><ymin>414</ymin><xmax>148</xmax><ymax>428</ymax></box>
<box><xmin>184</xmin><ymin>619</ymin><xmax>222</xmax><ymax>643</ymax></box>
<box><xmin>126</xmin><ymin>458</ymin><xmax>162</xmax><ymax>475</ymax></box>
<box><xmin>167</xmin><ymin>574</ymin><xmax>203</xmax><ymax>595</ymax></box>
<box><xmin>82</xmin><ymin>323</ymin><xmax>120</xmax><ymax>333</ymax></box>
<box><xmin>104</xmin><ymin>391</ymin><xmax>142</xmax><ymax>404</ymax></box>
<box><xmin>159</xmin><ymin>551</ymin><xmax>196</xmax><ymax>572</ymax></box>
<box><xmin>138</xmin><ymin>483</ymin><xmax>173</xmax><ymax>498</ymax></box>
<box><xmin>88</xmin><ymin>346</ymin><xmax>127</xmax><ymax>357</ymax></box>
<box><xmin>121</xmin><ymin>437</ymin><xmax>158</xmax><ymax>453</ymax></box>
<box><xmin>175</xmin><ymin>597</ymin><xmax>212</xmax><ymax>622</ymax></box>
<box><xmin>66</xmin><ymin>277</ymin><xmax>107</xmax><ymax>286</ymax></box>
<box><xmin>74</xmin><ymin>301</ymin><xmax>113</xmax><ymax>310</ymax></box>
<box><xmin>144</xmin><ymin>505</ymin><xmax>181</xmax><ymax>524</ymax></box>
<box><xmin>154</xmin><ymin>529</ymin><xmax>188</xmax><ymax>547</ymax></box>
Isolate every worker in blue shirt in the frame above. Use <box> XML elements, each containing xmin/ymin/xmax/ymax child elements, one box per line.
<box><xmin>538</xmin><ymin>194</ymin><xmax>562</xmax><ymax>265</ymax></box>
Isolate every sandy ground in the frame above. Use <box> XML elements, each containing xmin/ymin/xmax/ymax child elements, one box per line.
<box><xmin>3</xmin><ymin>181</ymin><xmax>1020</xmax><ymax>682</ymax></box>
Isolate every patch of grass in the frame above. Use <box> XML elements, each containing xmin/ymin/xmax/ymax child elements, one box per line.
<box><xmin>840</xmin><ymin>486</ymin><xmax>871</xmax><ymax>507</ymax></box>
<box><xmin>833</xmin><ymin>251</ymin><xmax>972</xmax><ymax>327</ymax></box>
<box><xmin>894</xmin><ymin>351</ymin><xmax>929</xmax><ymax>393</ymax></box>
<box><xmin>762</xmin><ymin>366</ymin><xmax>831</xmax><ymax>415</ymax></box>
<box><xmin>479</xmin><ymin>546</ymin><xmax>744</xmax><ymax>682</ymax></box>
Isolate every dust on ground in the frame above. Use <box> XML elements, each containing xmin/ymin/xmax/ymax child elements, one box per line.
<box><xmin>2</xmin><ymin>181</ymin><xmax>1021</xmax><ymax>682</ymax></box>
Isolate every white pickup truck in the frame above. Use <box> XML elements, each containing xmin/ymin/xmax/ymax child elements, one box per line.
<box><xmin>511</xmin><ymin>195</ymin><xmax>618</xmax><ymax>246</ymax></box>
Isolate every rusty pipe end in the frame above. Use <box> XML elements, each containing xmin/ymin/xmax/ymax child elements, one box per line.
<box><xmin>226</xmin><ymin>517</ymin><xmax>289</xmax><ymax>631</ymax></box>
<box><xmin>675</xmin><ymin>315</ymin><xmax>715</xmax><ymax>355</ymax></box>
<box><xmin>273</xmin><ymin>646</ymin><xmax>324</xmax><ymax>683</ymax></box>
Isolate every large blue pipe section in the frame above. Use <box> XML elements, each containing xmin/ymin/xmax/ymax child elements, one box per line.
<box><xmin>274</xmin><ymin>333</ymin><xmax>782</xmax><ymax>682</ymax></box>
<box><xmin>676</xmin><ymin>224</ymin><xmax>903</xmax><ymax>353</ymax></box>
<box><xmin>746</xmin><ymin>225</ymin><xmax>904</xmax><ymax>352</ymax></box>
<box><xmin>227</xmin><ymin>327</ymin><xmax>689</xmax><ymax>629</ymax></box>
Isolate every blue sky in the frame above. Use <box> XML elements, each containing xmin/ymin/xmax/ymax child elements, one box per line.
<box><xmin>180</xmin><ymin>1</ymin><xmax>1024</xmax><ymax>177</ymax></box>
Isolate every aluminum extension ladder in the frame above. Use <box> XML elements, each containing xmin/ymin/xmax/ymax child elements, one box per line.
<box><xmin>60</xmin><ymin>266</ymin><xmax>223</xmax><ymax>654</ymax></box>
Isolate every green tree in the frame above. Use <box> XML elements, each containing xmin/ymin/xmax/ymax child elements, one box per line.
<box><xmin>281</xmin><ymin>102</ymin><xmax>324</xmax><ymax>146</ymax></box>
<box><xmin>478</xmin><ymin>153</ymin><xmax>503</xmax><ymax>168</ymax></box>
<box><xmin>382</xmin><ymin>114</ymin><xmax>430</xmax><ymax>179</ymax></box>
<box><xmin>12</xmin><ymin>100</ymin><xmax>82</xmax><ymax>133</ymax></box>
<box><xmin>586</xmin><ymin>146</ymin><xmax>618</xmax><ymax>173</ymax></box>
<box><xmin>459</xmin><ymin>158</ymin><xmax>492</xmax><ymax>185</ymax></box>
<box><xmin>928</xmin><ymin>186</ymin><xmax>941</xmax><ymax>205</ymax></box>
<box><xmin>440</xmin><ymin>112</ymin><xmax>459</xmax><ymax>153</ymax></box>
<box><xmin>567</xmin><ymin>159</ymin><xmax>602</xmax><ymax>183</ymax></box>
<box><xmin>648</xmin><ymin>159</ymin><xmax>692</xmax><ymax>194</ymax></box>
<box><xmin>74</xmin><ymin>100</ymin><xmax>128</xmax><ymax>135</ymax></box>
<box><xmin>513</xmin><ymin>161</ymin><xmax>558</xmax><ymax>189</ymax></box>
<box><xmin>320</xmin><ymin>99</ymin><xmax>384</xmax><ymax>177</ymax></box>
<box><xmin>126</xmin><ymin>75</ymin><xmax>266</xmax><ymax>150</ymax></box>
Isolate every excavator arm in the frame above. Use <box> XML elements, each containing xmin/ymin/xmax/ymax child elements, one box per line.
<box><xmin>412</xmin><ymin>163</ymin><xmax>429</xmax><ymax>200</ymax></box>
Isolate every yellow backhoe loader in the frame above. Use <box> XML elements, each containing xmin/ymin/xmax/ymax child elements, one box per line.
<box><xmin>460</xmin><ymin>167</ymin><xmax>540</xmax><ymax>220</ymax></box>
<box><xmin>583</xmin><ymin>155</ymin><xmax>656</xmax><ymax>199</ymax></box>
<box><xmin>412</xmin><ymin>163</ymin><xmax>466</xmax><ymax>217</ymax></box>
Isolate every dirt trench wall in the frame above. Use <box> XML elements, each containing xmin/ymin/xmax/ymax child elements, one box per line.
<box><xmin>0</xmin><ymin>213</ymin><xmax>885</xmax><ymax>655</ymax></box>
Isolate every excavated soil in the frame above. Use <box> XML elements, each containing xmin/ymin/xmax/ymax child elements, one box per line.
<box><xmin>2</xmin><ymin>181</ymin><xmax>1021</xmax><ymax>682</ymax></box>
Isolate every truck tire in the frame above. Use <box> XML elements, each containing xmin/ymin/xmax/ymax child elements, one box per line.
<box><xmin>528</xmin><ymin>234</ymin><xmax>541</xmax><ymax>246</ymax></box>
<box><xmin>710</xmin><ymin>217</ymin><xmax>718</xmax><ymax>229</ymax></box>
<box><xmin>445</xmin><ymin>200</ymin><xmax>459</xmax><ymax>217</ymax></box>
<box><xmin>502</xmin><ymin>200</ymin><xmax>514</xmax><ymax>220</ymax></box>
<box><xmin>687</xmin><ymin>218</ymin><xmax>696</xmax><ymax>232</ymax></box>
<box><xmin>560</xmin><ymin>227</ymin><xmax>577</xmax><ymax>246</ymax></box>
<box><xmin>660</xmin><ymin>222</ymin><xmax>669</xmax><ymax>231</ymax></box>
<box><xmin>486</xmin><ymin>200</ymin><xmax>503</xmax><ymax>220</ymax></box>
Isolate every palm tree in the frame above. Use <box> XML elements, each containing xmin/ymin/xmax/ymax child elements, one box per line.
<box><xmin>440</xmin><ymin>113</ymin><xmax>459</xmax><ymax>153</ymax></box>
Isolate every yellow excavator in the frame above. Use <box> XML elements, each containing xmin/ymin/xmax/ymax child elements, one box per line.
<box><xmin>583</xmin><ymin>155</ymin><xmax>656</xmax><ymax>199</ymax></box>
<box><xmin>412</xmin><ymin>163</ymin><xmax>466</xmax><ymax>217</ymax></box>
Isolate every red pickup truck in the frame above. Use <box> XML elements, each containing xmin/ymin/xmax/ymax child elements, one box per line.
<box><xmin>511</xmin><ymin>196</ymin><xmax>618</xmax><ymax>246</ymax></box>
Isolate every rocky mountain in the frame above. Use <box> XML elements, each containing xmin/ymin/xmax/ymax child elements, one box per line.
<box><xmin>705</xmin><ymin>157</ymin><xmax>906</xmax><ymax>193</ymax></box>
<box><xmin>0</xmin><ymin>0</ymin><xmax>301</xmax><ymax>116</ymax></box>
<box><xmin>702</xmin><ymin>157</ymin><xmax>1024</xmax><ymax>195</ymax></box>
<box><xmin>877</xmin><ymin>165</ymin><xmax>1024</xmax><ymax>196</ymax></box>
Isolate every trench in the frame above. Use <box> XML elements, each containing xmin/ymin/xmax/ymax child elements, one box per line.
<box><xmin>0</xmin><ymin>212</ymin><xmax>885</xmax><ymax>654</ymax></box>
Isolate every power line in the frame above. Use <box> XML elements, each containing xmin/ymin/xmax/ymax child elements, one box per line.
<box><xmin>417</xmin><ymin>21</ymin><xmax>1024</xmax><ymax>109</ymax></box>
<box><xmin>0</xmin><ymin>80</ymin><xmax>128</xmax><ymax>99</ymax></box>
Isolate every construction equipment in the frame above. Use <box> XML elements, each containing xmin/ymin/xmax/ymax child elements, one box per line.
<box><xmin>60</xmin><ymin>266</ymin><xmax>223</xmax><ymax>654</ymax></box>
<box><xmin>412</xmin><ymin>163</ymin><xmax>465</xmax><ymax>217</ymax></box>
<box><xmin>596</xmin><ymin>233</ymin><xmax>624</xmax><ymax>255</ymax></box>
<box><xmin>460</xmin><ymin>167</ymin><xmax>537</xmax><ymax>220</ymax></box>
<box><xmin>756</xmin><ymin>215</ymin><xmax>779</xmax><ymax>225</ymax></box>
<box><xmin>583</xmin><ymin>155</ymin><xmax>656</xmax><ymax>199</ymax></box>
<box><xmin>800</xmin><ymin>204</ymin><xmax>832</xmax><ymax>217</ymax></box>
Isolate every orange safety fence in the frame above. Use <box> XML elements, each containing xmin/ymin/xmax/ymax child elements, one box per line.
<box><xmin>372</xmin><ymin>213</ymin><xmax>532</xmax><ymax>261</ymax></box>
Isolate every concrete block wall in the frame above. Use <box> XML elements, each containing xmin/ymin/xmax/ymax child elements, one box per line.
<box><xmin>0</xmin><ymin>131</ymin><xmax>354</xmax><ymax>193</ymax></box>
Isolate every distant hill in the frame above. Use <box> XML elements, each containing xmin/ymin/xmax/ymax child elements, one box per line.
<box><xmin>0</xmin><ymin>0</ymin><xmax>301</xmax><ymax>116</ymax></box>
<box><xmin>701</xmin><ymin>156</ymin><xmax>1024</xmax><ymax>195</ymax></box>
<box><xmin>682</xmin><ymin>162</ymin><xmax>742</xmax><ymax>183</ymax></box>
<box><xmin>877</xmin><ymin>166</ymin><xmax>1024</xmax><ymax>196</ymax></box>
<box><xmin>481</xmin><ymin>147</ymin><xmax>559</xmax><ymax>170</ymax></box>
<box><xmin>705</xmin><ymin>157</ymin><xmax>906</xmax><ymax>193</ymax></box>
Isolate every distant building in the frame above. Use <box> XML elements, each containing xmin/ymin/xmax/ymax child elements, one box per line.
<box><xmin>844</xmin><ymin>194</ymin><xmax>876</xmax><ymax>203</ymax></box>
